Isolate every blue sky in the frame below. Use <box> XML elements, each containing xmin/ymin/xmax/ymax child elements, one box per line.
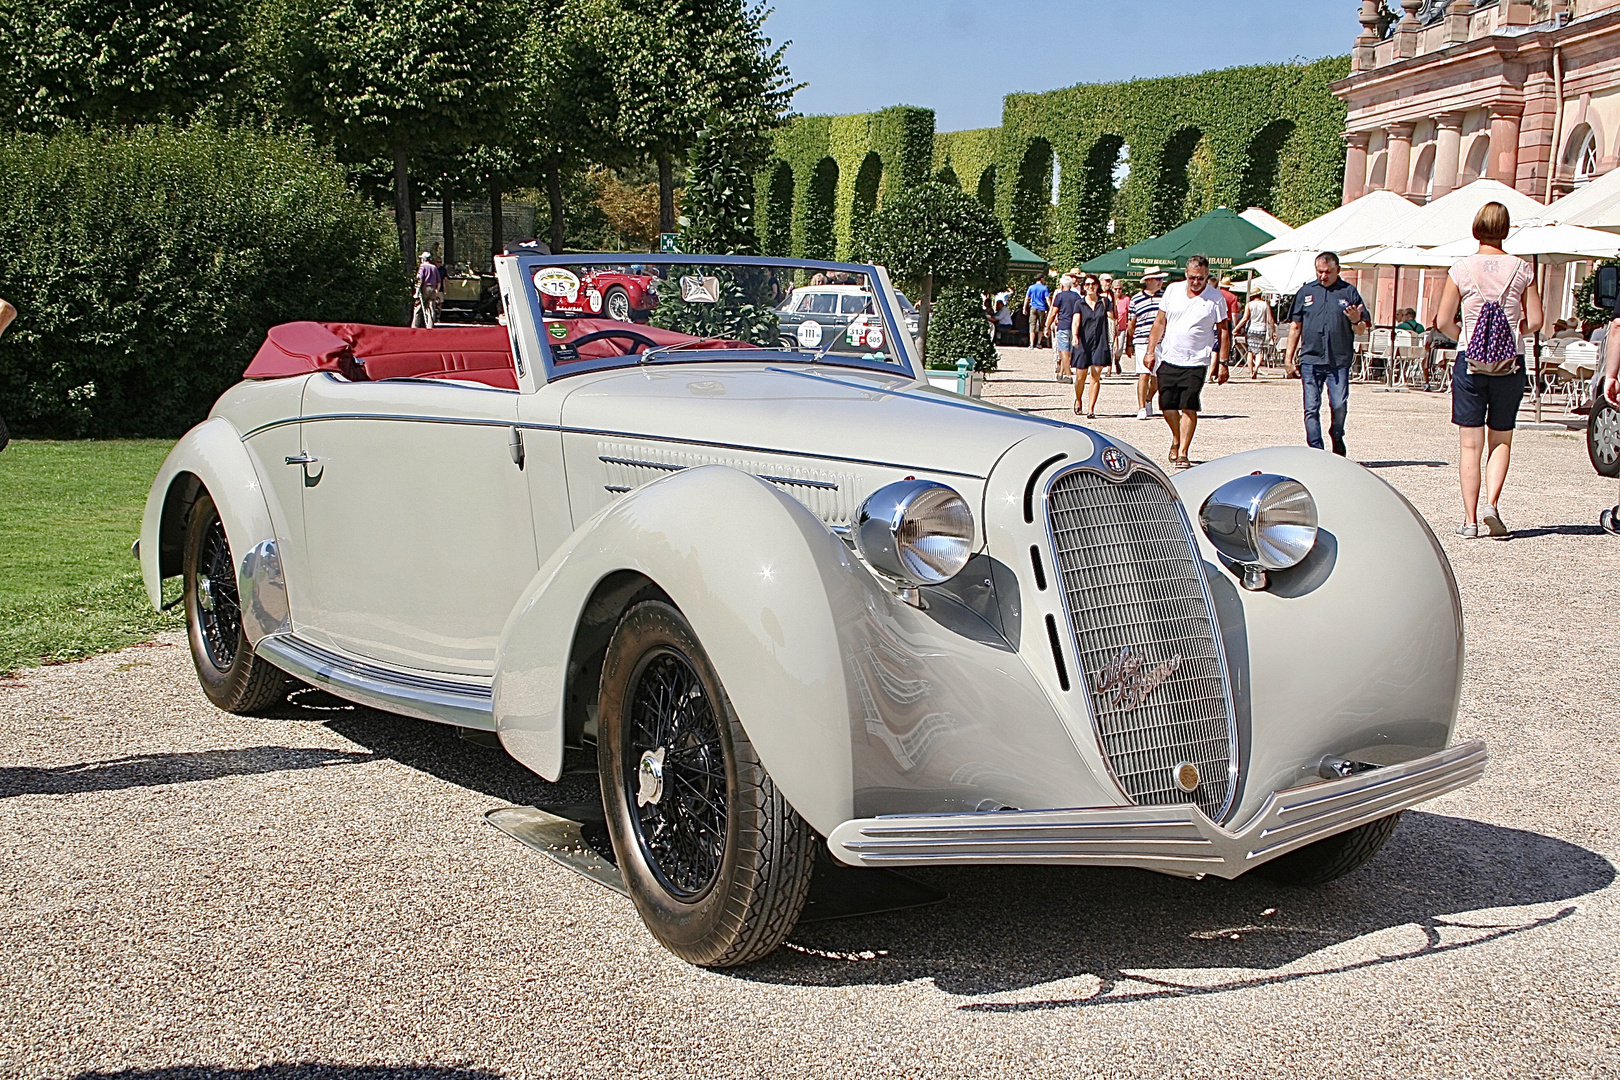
<box><xmin>761</xmin><ymin>1</ymin><xmax>1363</xmax><ymax>132</ymax></box>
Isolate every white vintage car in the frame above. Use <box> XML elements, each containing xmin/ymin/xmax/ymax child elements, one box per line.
<box><xmin>139</xmin><ymin>253</ymin><xmax>1485</xmax><ymax>967</ymax></box>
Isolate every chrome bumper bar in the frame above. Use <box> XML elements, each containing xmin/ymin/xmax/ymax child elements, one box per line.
<box><xmin>827</xmin><ymin>739</ymin><xmax>1487</xmax><ymax>878</ymax></box>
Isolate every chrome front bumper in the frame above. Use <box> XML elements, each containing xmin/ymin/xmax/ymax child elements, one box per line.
<box><xmin>826</xmin><ymin>739</ymin><xmax>1487</xmax><ymax>879</ymax></box>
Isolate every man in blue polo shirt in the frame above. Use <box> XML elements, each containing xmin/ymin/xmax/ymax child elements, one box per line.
<box><xmin>1286</xmin><ymin>251</ymin><xmax>1367</xmax><ymax>456</ymax></box>
<box><xmin>1023</xmin><ymin>275</ymin><xmax>1050</xmax><ymax>349</ymax></box>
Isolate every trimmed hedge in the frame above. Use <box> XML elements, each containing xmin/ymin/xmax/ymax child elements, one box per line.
<box><xmin>924</xmin><ymin>285</ymin><xmax>997</xmax><ymax>372</ymax></box>
<box><xmin>999</xmin><ymin>58</ymin><xmax>1350</xmax><ymax>267</ymax></box>
<box><xmin>0</xmin><ymin>125</ymin><xmax>404</xmax><ymax>437</ymax></box>
<box><xmin>754</xmin><ymin>105</ymin><xmax>935</xmax><ymax>261</ymax></box>
<box><xmin>932</xmin><ymin>128</ymin><xmax>1000</xmax><ymax>210</ymax></box>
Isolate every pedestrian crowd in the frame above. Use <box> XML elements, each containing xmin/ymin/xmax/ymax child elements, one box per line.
<box><xmin>1006</xmin><ymin>197</ymin><xmax>1619</xmax><ymax>532</ymax></box>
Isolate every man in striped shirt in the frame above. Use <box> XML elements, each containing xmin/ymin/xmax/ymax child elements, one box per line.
<box><xmin>1124</xmin><ymin>268</ymin><xmax>1167</xmax><ymax>419</ymax></box>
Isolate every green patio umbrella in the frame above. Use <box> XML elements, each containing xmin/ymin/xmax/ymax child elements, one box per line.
<box><xmin>1007</xmin><ymin>238</ymin><xmax>1049</xmax><ymax>276</ymax></box>
<box><xmin>1124</xmin><ymin>207</ymin><xmax>1272</xmax><ymax>274</ymax></box>
<box><xmin>1079</xmin><ymin>245</ymin><xmax>1132</xmax><ymax>275</ymax></box>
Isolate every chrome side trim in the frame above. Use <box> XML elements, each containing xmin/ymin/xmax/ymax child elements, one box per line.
<box><xmin>826</xmin><ymin>740</ymin><xmax>1487</xmax><ymax>878</ymax></box>
<box><xmin>254</xmin><ymin>633</ymin><xmax>494</xmax><ymax>729</ymax></box>
<box><xmin>238</xmin><ymin>413</ymin><xmax>985</xmax><ymax>479</ymax></box>
<box><xmin>237</xmin><ymin>539</ymin><xmax>290</xmax><ymax>644</ymax></box>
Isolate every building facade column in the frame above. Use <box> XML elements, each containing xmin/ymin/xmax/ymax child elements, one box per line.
<box><xmin>1385</xmin><ymin>122</ymin><xmax>1415</xmax><ymax>199</ymax></box>
<box><xmin>1488</xmin><ymin>105</ymin><xmax>1523</xmax><ymax>186</ymax></box>
<box><xmin>1343</xmin><ymin>131</ymin><xmax>1371</xmax><ymax>203</ymax></box>
<box><xmin>1433</xmin><ymin>112</ymin><xmax>1464</xmax><ymax>198</ymax></box>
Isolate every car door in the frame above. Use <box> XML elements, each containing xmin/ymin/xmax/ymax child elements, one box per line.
<box><xmin>295</xmin><ymin>375</ymin><xmax>537</xmax><ymax>676</ymax></box>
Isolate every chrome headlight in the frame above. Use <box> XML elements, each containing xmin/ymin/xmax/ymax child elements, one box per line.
<box><xmin>1199</xmin><ymin>474</ymin><xmax>1318</xmax><ymax>588</ymax></box>
<box><xmin>854</xmin><ymin>480</ymin><xmax>974</xmax><ymax>587</ymax></box>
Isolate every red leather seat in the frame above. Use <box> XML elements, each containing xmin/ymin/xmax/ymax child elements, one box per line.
<box><xmin>326</xmin><ymin>324</ymin><xmax>518</xmax><ymax>389</ymax></box>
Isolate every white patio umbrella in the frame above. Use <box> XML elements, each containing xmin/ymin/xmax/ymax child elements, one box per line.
<box><xmin>1239</xmin><ymin>206</ymin><xmax>1294</xmax><ymax>239</ymax></box>
<box><xmin>1339</xmin><ymin>245</ymin><xmax>1458</xmax><ymax>268</ymax></box>
<box><xmin>1427</xmin><ymin>222</ymin><xmax>1620</xmax><ymax>261</ymax></box>
<box><xmin>1233</xmin><ymin>250</ymin><xmax>1319</xmax><ymax>294</ymax></box>
<box><xmin>1248</xmin><ymin>190</ymin><xmax>1420</xmax><ymax>256</ymax></box>
<box><xmin>1384</xmin><ymin>178</ymin><xmax>1548</xmax><ymax>248</ymax></box>
<box><xmin>1540</xmin><ymin>167</ymin><xmax>1620</xmax><ymax>232</ymax></box>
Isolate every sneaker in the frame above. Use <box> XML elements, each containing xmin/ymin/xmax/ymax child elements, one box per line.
<box><xmin>1601</xmin><ymin>506</ymin><xmax>1620</xmax><ymax>535</ymax></box>
<box><xmin>1331</xmin><ymin>437</ymin><xmax>1347</xmax><ymax>457</ymax></box>
<box><xmin>1454</xmin><ymin>523</ymin><xmax>1479</xmax><ymax>539</ymax></box>
<box><xmin>1480</xmin><ymin>504</ymin><xmax>1510</xmax><ymax>538</ymax></box>
<box><xmin>1136</xmin><ymin>407</ymin><xmax>1150</xmax><ymax>420</ymax></box>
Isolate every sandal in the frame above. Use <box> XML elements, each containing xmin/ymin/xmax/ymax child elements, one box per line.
<box><xmin>1602</xmin><ymin>506</ymin><xmax>1620</xmax><ymax>535</ymax></box>
<box><xmin>1168</xmin><ymin>443</ymin><xmax>1179</xmax><ymax>463</ymax></box>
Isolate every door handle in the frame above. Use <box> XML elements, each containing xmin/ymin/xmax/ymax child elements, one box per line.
<box><xmin>508</xmin><ymin>427</ymin><xmax>525</xmax><ymax>469</ymax></box>
<box><xmin>284</xmin><ymin>453</ymin><xmax>319</xmax><ymax>465</ymax></box>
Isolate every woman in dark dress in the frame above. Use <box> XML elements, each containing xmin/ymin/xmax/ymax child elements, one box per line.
<box><xmin>1070</xmin><ymin>274</ymin><xmax>1113</xmax><ymax>418</ymax></box>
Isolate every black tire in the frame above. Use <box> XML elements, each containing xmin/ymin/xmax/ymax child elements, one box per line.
<box><xmin>1256</xmin><ymin>812</ymin><xmax>1402</xmax><ymax>887</ymax></box>
<box><xmin>597</xmin><ymin>600</ymin><xmax>814</xmax><ymax>967</ymax></box>
<box><xmin>183</xmin><ymin>493</ymin><xmax>290</xmax><ymax>713</ymax></box>
<box><xmin>1589</xmin><ymin>382</ymin><xmax>1620</xmax><ymax>478</ymax></box>
<box><xmin>604</xmin><ymin>285</ymin><xmax>632</xmax><ymax>323</ymax></box>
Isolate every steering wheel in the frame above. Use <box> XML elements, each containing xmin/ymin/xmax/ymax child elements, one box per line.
<box><xmin>564</xmin><ymin>327</ymin><xmax>662</xmax><ymax>352</ymax></box>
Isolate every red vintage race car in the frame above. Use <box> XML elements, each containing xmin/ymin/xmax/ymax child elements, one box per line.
<box><xmin>536</xmin><ymin>267</ymin><xmax>658</xmax><ymax>322</ymax></box>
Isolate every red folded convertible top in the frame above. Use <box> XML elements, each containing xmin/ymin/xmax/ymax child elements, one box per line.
<box><xmin>243</xmin><ymin>319</ymin><xmax>755</xmax><ymax>390</ymax></box>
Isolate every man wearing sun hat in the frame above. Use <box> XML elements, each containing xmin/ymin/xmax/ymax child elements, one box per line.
<box><xmin>1124</xmin><ymin>268</ymin><xmax>1168</xmax><ymax>420</ymax></box>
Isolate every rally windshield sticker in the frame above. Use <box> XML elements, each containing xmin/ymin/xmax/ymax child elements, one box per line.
<box><xmin>534</xmin><ymin>267</ymin><xmax>582</xmax><ymax>299</ymax></box>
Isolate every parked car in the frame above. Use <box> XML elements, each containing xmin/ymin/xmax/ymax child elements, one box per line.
<box><xmin>439</xmin><ymin>273</ymin><xmax>500</xmax><ymax>323</ymax></box>
<box><xmin>140</xmin><ymin>253</ymin><xmax>1483</xmax><ymax>968</ymax></box>
<box><xmin>538</xmin><ymin>266</ymin><xmax>658</xmax><ymax>321</ymax></box>
<box><xmin>777</xmin><ymin>281</ymin><xmax>920</xmax><ymax>350</ymax></box>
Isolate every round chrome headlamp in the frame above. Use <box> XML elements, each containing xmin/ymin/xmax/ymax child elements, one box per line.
<box><xmin>853</xmin><ymin>480</ymin><xmax>974</xmax><ymax>587</ymax></box>
<box><xmin>1198</xmin><ymin>473</ymin><xmax>1318</xmax><ymax>574</ymax></box>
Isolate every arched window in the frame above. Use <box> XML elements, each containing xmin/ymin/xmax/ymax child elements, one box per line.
<box><xmin>1411</xmin><ymin>144</ymin><xmax>1436</xmax><ymax>202</ymax></box>
<box><xmin>1572</xmin><ymin>127</ymin><xmax>1600</xmax><ymax>187</ymax></box>
<box><xmin>1462</xmin><ymin>135</ymin><xmax>1490</xmax><ymax>185</ymax></box>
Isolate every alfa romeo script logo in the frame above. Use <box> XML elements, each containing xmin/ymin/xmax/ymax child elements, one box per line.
<box><xmin>1096</xmin><ymin>647</ymin><xmax>1181</xmax><ymax>711</ymax></box>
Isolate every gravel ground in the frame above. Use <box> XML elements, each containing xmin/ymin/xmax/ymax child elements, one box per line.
<box><xmin>3</xmin><ymin>354</ymin><xmax>1619</xmax><ymax>1079</ymax></box>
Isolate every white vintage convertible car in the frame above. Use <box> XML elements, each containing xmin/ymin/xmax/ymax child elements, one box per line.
<box><xmin>139</xmin><ymin>253</ymin><xmax>1485</xmax><ymax>967</ymax></box>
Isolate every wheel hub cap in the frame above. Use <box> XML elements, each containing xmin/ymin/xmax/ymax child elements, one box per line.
<box><xmin>1598</xmin><ymin>411</ymin><xmax>1619</xmax><ymax>462</ymax></box>
<box><xmin>197</xmin><ymin>577</ymin><xmax>214</xmax><ymax>612</ymax></box>
<box><xmin>636</xmin><ymin>747</ymin><xmax>666</xmax><ymax>807</ymax></box>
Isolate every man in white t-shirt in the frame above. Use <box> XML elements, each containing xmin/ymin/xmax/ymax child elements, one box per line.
<box><xmin>1144</xmin><ymin>255</ymin><xmax>1231</xmax><ymax>468</ymax></box>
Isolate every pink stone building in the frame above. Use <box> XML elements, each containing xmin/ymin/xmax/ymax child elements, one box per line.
<box><xmin>1333</xmin><ymin>0</ymin><xmax>1620</xmax><ymax>320</ymax></box>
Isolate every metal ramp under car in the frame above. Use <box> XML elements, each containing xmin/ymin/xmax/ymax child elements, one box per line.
<box><xmin>485</xmin><ymin>804</ymin><xmax>946</xmax><ymax>924</ymax></box>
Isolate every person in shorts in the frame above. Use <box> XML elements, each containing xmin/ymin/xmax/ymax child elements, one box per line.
<box><xmin>1434</xmin><ymin>201</ymin><xmax>1543</xmax><ymax>539</ymax></box>
<box><xmin>1023</xmin><ymin>275</ymin><xmax>1050</xmax><ymax>349</ymax></box>
<box><xmin>1125</xmin><ymin>268</ymin><xmax>1167</xmax><ymax>419</ymax></box>
<box><xmin>1048</xmin><ymin>274</ymin><xmax>1081</xmax><ymax>382</ymax></box>
<box><xmin>1145</xmin><ymin>256</ymin><xmax>1230</xmax><ymax>468</ymax></box>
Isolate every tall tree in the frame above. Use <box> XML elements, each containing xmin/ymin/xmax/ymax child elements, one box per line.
<box><xmin>255</xmin><ymin>0</ymin><xmax>523</xmax><ymax>270</ymax></box>
<box><xmin>0</xmin><ymin>0</ymin><xmax>242</xmax><ymax>131</ymax></box>
<box><xmin>680</xmin><ymin>119</ymin><xmax>762</xmax><ymax>256</ymax></box>
<box><xmin>612</xmin><ymin>0</ymin><xmax>795</xmax><ymax>236</ymax></box>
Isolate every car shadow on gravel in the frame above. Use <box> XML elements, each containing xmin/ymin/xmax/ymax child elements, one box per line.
<box><xmin>736</xmin><ymin>812</ymin><xmax>1614</xmax><ymax>1003</ymax></box>
<box><xmin>0</xmin><ymin>747</ymin><xmax>376</xmax><ymax>797</ymax></box>
<box><xmin>74</xmin><ymin>1067</ymin><xmax>501</xmax><ymax>1080</ymax></box>
<box><xmin>261</xmin><ymin>687</ymin><xmax>601</xmax><ymax>808</ymax></box>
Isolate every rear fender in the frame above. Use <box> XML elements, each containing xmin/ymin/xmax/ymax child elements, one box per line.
<box><xmin>140</xmin><ymin>417</ymin><xmax>283</xmax><ymax>638</ymax></box>
<box><xmin>493</xmin><ymin>465</ymin><xmax>856</xmax><ymax>835</ymax></box>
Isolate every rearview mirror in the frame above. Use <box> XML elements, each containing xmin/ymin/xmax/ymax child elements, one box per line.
<box><xmin>1596</xmin><ymin>265</ymin><xmax>1618</xmax><ymax>312</ymax></box>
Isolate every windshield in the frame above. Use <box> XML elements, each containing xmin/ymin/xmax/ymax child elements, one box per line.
<box><xmin>519</xmin><ymin>256</ymin><xmax>915</xmax><ymax>376</ymax></box>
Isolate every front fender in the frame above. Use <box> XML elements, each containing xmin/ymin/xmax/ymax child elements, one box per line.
<box><xmin>493</xmin><ymin>465</ymin><xmax>857</xmax><ymax>835</ymax></box>
<box><xmin>1172</xmin><ymin>448</ymin><xmax>1464</xmax><ymax>825</ymax></box>
<box><xmin>139</xmin><ymin>417</ymin><xmax>277</xmax><ymax>619</ymax></box>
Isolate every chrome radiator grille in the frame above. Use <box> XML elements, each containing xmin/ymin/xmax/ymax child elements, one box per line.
<box><xmin>1046</xmin><ymin>467</ymin><xmax>1234</xmax><ymax>820</ymax></box>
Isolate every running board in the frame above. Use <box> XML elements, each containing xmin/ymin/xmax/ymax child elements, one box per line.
<box><xmin>255</xmin><ymin>633</ymin><xmax>494</xmax><ymax>729</ymax></box>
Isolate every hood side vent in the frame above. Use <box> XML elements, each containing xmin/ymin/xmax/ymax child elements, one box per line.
<box><xmin>597</xmin><ymin>440</ymin><xmax>858</xmax><ymax>525</ymax></box>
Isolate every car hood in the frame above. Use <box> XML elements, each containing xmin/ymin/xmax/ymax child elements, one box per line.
<box><xmin>556</xmin><ymin>362</ymin><xmax>1063</xmax><ymax>479</ymax></box>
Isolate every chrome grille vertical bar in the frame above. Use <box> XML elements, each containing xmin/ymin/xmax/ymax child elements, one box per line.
<box><xmin>1044</xmin><ymin>466</ymin><xmax>1237</xmax><ymax>821</ymax></box>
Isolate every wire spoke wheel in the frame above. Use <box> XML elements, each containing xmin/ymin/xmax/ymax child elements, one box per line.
<box><xmin>625</xmin><ymin>649</ymin><xmax>727</xmax><ymax>898</ymax></box>
<box><xmin>196</xmin><ymin>515</ymin><xmax>243</xmax><ymax>670</ymax></box>
<box><xmin>597</xmin><ymin>599</ymin><xmax>815</xmax><ymax>967</ymax></box>
<box><xmin>606</xmin><ymin>287</ymin><xmax>631</xmax><ymax>322</ymax></box>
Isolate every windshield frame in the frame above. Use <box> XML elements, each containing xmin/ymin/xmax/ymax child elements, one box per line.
<box><xmin>505</xmin><ymin>252</ymin><xmax>920</xmax><ymax>383</ymax></box>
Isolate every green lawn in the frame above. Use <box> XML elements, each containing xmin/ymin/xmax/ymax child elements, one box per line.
<box><xmin>0</xmin><ymin>439</ymin><xmax>184</xmax><ymax>673</ymax></box>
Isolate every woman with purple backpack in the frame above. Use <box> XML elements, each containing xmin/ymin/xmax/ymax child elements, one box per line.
<box><xmin>1435</xmin><ymin>202</ymin><xmax>1544</xmax><ymax>539</ymax></box>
